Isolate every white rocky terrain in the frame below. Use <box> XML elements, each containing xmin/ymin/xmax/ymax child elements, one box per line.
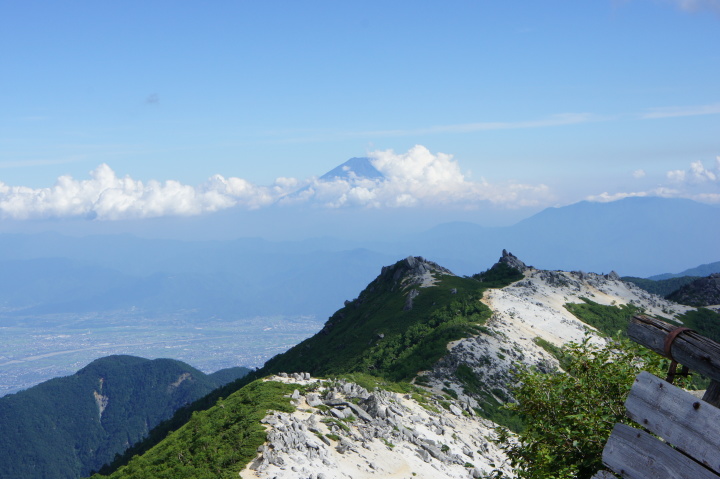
<box><xmin>240</xmin><ymin>373</ymin><xmax>511</xmax><ymax>479</ymax></box>
<box><xmin>427</xmin><ymin>253</ymin><xmax>694</xmax><ymax>415</ymax></box>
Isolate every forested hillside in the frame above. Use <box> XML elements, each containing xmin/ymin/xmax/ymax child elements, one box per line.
<box><xmin>0</xmin><ymin>355</ymin><xmax>249</xmax><ymax>479</ymax></box>
<box><xmin>621</xmin><ymin>275</ymin><xmax>699</xmax><ymax>297</ymax></box>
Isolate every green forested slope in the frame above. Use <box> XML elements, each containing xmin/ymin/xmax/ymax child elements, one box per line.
<box><xmin>93</xmin><ymin>380</ymin><xmax>295</xmax><ymax>479</ymax></box>
<box><xmin>259</xmin><ymin>258</ymin><xmax>520</xmax><ymax>381</ymax></box>
<box><xmin>0</xmin><ymin>355</ymin><xmax>248</xmax><ymax>479</ymax></box>
<box><xmin>621</xmin><ymin>275</ymin><xmax>699</xmax><ymax>297</ymax></box>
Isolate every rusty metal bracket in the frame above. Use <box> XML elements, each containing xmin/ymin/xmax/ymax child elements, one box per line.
<box><xmin>664</xmin><ymin>326</ymin><xmax>693</xmax><ymax>384</ymax></box>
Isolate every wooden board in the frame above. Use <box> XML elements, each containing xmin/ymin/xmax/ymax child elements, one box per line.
<box><xmin>625</xmin><ymin>371</ymin><xmax>720</xmax><ymax>473</ymax></box>
<box><xmin>603</xmin><ymin>423</ymin><xmax>719</xmax><ymax>479</ymax></box>
<box><xmin>628</xmin><ymin>315</ymin><xmax>720</xmax><ymax>384</ymax></box>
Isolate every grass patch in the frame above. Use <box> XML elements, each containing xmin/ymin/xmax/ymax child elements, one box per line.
<box><xmin>564</xmin><ymin>298</ymin><xmax>641</xmax><ymax>338</ymax></box>
<box><xmin>411</xmin><ymin>392</ymin><xmax>440</xmax><ymax>414</ymax></box>
<box><xmin>414</xmin><ymin>375</ymin><xmax>431</xmax><ymax>386</ymax></box>
<box><xmin>671</xmin><ymin>308</ymin><xmax>720</xmax><ymax>343</ymax></box>
<box><xmin>382</xmin><ymin>438</ymin><xmax>395</xmax><ymax>449</ymax></box>
<box><xmin>533</xmin><ymin>337</ymin><xmax>562</xmax><ymax>360</ymax></box>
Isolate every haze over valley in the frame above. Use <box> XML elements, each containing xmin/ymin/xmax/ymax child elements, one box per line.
<box><xmin>1</xmin><ymin>187</ymin><xmax>719</xmax><ymax>396</ymax></box>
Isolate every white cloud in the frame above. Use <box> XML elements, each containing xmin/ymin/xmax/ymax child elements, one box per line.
<box><xmin>5</xmin><ymin>150</ymin><xmax>719</xmax><ymax>221</ymax></box>
<box><xmin>371</xmin><ymin>146</ymin><xmax>554</xmax><ymax>208</ymax></box>
<box><xmin>0</xmin><ymin>146</ymin><xmax>556</xmax><ymax>220</ymax></box>
<box><xmin>0</xmin><ymin>164</ymin><xmax>295</xmax><ymax>220</ymax></box>
<box><xmin>667</xmin><ymin>169</ymin><xmax>686</xmax><ymax>182</ymax></box>
<box><xmin>588</xmin><ymin>157</ymin><xmax>720</xmax><ymax>204</ymax></box>
<box><xmin>283</xmin><ymin>145</ymin><xmax>554</xmax><ymax>209</ymax></box>
<box><xmin>667</xmin><ymin>157</ymin><xmax>720</xmax><ymax>184</ymax></box>
<box><xmin>586</xmin><ymin>188</ymin><xmax>679</xmax><ymax>203</ymax></box>
<box><xmin>276</xmin><ymin>146</ymin><xmax>553</xmax><ymax>210</ymax></box>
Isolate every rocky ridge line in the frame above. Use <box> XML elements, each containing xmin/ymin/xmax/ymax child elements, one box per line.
<box><xmin>424</xmin><ymin>264</ymin><xmax>693</xmax><ymax>415</ymax></box>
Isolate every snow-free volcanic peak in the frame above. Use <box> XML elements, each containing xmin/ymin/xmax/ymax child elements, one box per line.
<box><xmin>319</xmin><ymin>157</ymin><xmax>384</xmax><ymax>181</ymax></box>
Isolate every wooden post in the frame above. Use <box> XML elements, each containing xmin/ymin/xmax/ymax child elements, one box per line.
<box><xmin>703</xmin><ymin>380</ymin><xmax>720</xmax><ymax>408</ymax></box>
<box><xmin>628</xmin><ymin>315</ymin><xmax>720</xmax><ymax>385</ymax></box>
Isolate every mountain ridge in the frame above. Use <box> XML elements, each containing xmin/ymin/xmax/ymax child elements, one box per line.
<box><xmin>666</xmin><ymin>273</ymin><xmax>720</xmax><ymax>308</ymax></box>
<box><xmin>92</xmin><ymin>251</ymin><xmax>720</xmax><ymax>479</ymax></box>
<box><xmin>649</xmin><ymin>260</ymin><xmax>720</xmax><ymax>280</ymax></box>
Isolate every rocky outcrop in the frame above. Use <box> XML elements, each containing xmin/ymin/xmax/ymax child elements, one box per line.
<box><xmin>337</xmin><ymin>256</ymin><xmax>454</xmax><ymax>317</ymax></box>
<box><xmin>498</xmin><ymin>250</ymin><xmax>528</xmax><ymax>273</ymax></box>
<box><xmin>93</xmin><ymin>390</ymin><xmax>109</xmax><ymax>419</ymax></box>
<box><xmin>403</xmin><ymin>288</ymin><xmax>420</xmax><ymax>311</ymax></box>
<box><xmin>241</xmin><ymin>374</ymin><xmax>510</xmax><ymax>479</ymax></box>
<box><xmin>167</xmin><ymin>372</ymin><xmax>192</xmax><ymax>392</ymax></box>
<box><xmin>382</xmin><ymin>256</ymin><xmax>455</xmax><ymax>290</ymax></box>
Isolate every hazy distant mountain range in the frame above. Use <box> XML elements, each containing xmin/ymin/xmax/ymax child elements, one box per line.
<box><xmin>0</xmin><ymin>196</ymin><xmax>718</xmax><ymax>321</ymax></box>
<box><xmin>649</xmin><ymin>260</ymin><xmax>720</xmax><ymax>281</ymax></box>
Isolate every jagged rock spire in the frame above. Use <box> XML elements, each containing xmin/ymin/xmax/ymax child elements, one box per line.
<box><xmin>498</xmin><ymin>249</ymin><xmax>528</xmax><ymax>272</ymax></box>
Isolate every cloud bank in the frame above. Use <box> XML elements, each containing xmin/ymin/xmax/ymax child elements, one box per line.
<box><xmin>0</xmin><ymin>146</ymin><xmax>552</xmax><ymax>220</ymax></box>
<box><xmin>3</xmin><ymin>148</ymin><xmax>717</xmax><ymax>221</ymax></box>
<box><xmin>283</xmin><ymin>146</ymin><xmax>552</xmax><ymax>209</ymax></box>
<box><xmin>0</xmin><ymin>164</ymin><xmax>296</xmax><ymax>220</ymax></box>
<box><xmin>587</xmin><ymin>157</ymin><xmax>720</xmax><ymax>204</ymax></box>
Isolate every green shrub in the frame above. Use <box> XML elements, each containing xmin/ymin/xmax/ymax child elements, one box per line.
<box><xmin>494</xmin><ymin>337</ymin><xmax>689</xmax><ymax>479</ymax></box>
<box><xmin>442</xmin><ymin>387</ymin><xmax>458</xmax><ymax>399</ymax></box>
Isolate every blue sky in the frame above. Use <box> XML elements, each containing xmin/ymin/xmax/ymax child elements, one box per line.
<box><xmin>0</xmin><ymin>1</ymin><xmax>718</xmax><ymax>228</ymax></box>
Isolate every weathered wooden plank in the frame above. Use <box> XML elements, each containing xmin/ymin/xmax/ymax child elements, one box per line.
<box><xmin>628</xmin><ymin>315</ymin><xmax>720</xmax><ymax>384</ymax></box>
<box><xmin>625</xmin><ymin>371</ymin><xmax>720</xmax><ymax>473</ymax></box>
<box><xmin>603</xmin><ymin>423</ymin><xmax>720</xmax><ymax>479</ymax></box>
<box><xmin>703</xmin><ymin>380</ymin><xmax>720</xmax><ymax>408</ymax></box>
